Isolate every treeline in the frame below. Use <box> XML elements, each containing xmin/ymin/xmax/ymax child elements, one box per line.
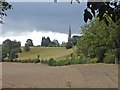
<box><xmin>1</xmin><ymin>35</ymin><xmax>79</xmax><ymax>61</ymax></box>
<box><xmin>41</xmin><ymin>37</ymin><xmax>60</xmax><ymax>47</ymax></box>
<box><xmin>2</xmin><ymin>39</ymin><xmax>33</xmax><ymax>61</ymax></box>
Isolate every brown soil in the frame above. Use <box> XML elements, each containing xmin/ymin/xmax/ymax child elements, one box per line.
<box><xmin>1</xmin><ymin>63</ymin><xmax>118</xmax><ymax>88</ymax></box>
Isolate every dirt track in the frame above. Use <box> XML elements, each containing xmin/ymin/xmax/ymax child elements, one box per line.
<box><xmin>2</xmin><ymin>63</ymin><xmax>118</xmax><ymax>88</ymax></box>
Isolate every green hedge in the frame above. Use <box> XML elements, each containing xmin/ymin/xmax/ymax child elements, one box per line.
<box><xmin>3</xmin><ymin>58</ymin><xmax>40</xmax><ymax>63</ymax></box>
<box><xmin>47</xmin><ymin>56</ymin><xmax>99</xmax><ymax>66</ymax></box>
<box><xmin>2</xmin><ymin>56</ymin><xmax>99</xmax><ymax>66</ymax></box>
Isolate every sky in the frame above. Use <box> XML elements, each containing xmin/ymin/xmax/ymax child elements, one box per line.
<box><xmin>1</xmin><ymin>2</ymin><xmax>87</xmax><ymax>46</ymax></box>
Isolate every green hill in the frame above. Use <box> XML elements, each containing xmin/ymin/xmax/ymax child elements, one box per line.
<box><xmin>18</xmin><ymin>47</ymin><xmax>73</xmax><ymax>60</ymax></box>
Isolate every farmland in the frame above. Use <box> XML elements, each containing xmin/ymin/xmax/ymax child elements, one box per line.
<box><xmin>2</xmin><ymin>63</ymin><xmax>118</xmax><ymax>88</ymax></box>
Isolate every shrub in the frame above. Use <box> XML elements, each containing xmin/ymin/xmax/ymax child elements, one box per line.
<box><xmin>90</xmin><ymin>58</ymin><xmax>98</xmax><ymax>63</ymax></box>
<box><xmin>79</xmin><ymin>57</ymin><xmax>90</xmax><ymax>64</ymax></box>
<box><xmin>48</xmin><ymin>58</ymin><xmax>56</xmax><ymax>66</ymax></box>
<box><xmin>65</xmin><ymin>41</ymin><xmax>73</xmax><ymax>49</ymax></box>
<box><xmin>104</xmin><ymin>53</ymin><xmax>115</xmax><ymax>63</ymax></box>
<box><xmin>33</xmin><ymin>59</ymin><xmax>40</xmax><ymax>63</ymax></box>
<box><xmin>43</xmin><ymin>59</ymin><xmax>48</xmax><ymax>63</ymax></box>
<box><xmin>40</xmin><ymin>59</ymin><xmax>48</xmax><ymax>64</ymax></box>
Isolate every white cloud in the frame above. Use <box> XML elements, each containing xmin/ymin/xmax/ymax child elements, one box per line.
<box><xmin>1</xmin><ymin>30</ymin><xmax>71</xmax><ymax>46</ymax></box>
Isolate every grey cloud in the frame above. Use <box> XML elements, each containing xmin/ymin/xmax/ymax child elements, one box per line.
<box><xmin>2</xmin><ymin>2</ymin><xmax>86</xmax><ymax>34</ymax></box>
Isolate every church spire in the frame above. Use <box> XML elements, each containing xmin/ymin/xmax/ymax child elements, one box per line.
<box><xmin>68</xmin><ymin>25</ymin><xmax>71</xmax><ymax>41</ymax></box>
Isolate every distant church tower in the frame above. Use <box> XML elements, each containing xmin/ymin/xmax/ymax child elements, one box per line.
<box><xmin>68</xmin><ymin>25</ymin><xmax>71</xmax><ymax>41</ymax></box>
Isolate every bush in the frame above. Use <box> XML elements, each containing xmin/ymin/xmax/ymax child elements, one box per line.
<box><xmin>48</xmin><ymin>58</ymin><xmax>56</xmax><ymax>66</ymax></box>
<box><xmin>90</xmin><ymin>58</ymin><xmax>98</xmax><ymax>63</ymax></box>
<box><xmin>41</xmin><ymin>59</ymin><xmax>44</xmax><ymax>63</ymax></box>
<box><xmin>40</xmin><ymin>59</ymin><xmax>48</xmax><ymax>64</ymax></box>
<box><xmin>13</xmin><ymin>59</ymin><xmax>35</xmax><ymax>63</ymax></box>
<box><xmin>56</xmin><ymin>60</ymin><xmax>67</xmax><ymax>66</ymax></box>
<box><xmin>43</xmin><ymin>60</ymin><xmax>48</xmax><ymax>63</ymax></box>
<box><xmin>70</xmin><ymin>57</ymin><xmax>80</xmax><ymax>64</ymax></box>
<box><xmin>65</xmin><ymin>41</ymin><xmax>73</xmax><ymax>49</ymax></box>
<box><xmin>33</xmin><ymin>58</ymin><xmax>40</xmax><ymax>63</ymax></box>
<box><xmin>104</xmin><ymin>53</ymin><xmax>115</xmax><ymax>63</ymax></box>
<box><xmin>79</xmin><ymin>57</ymin><xmax>90</xmax><ymax>64</ymax></box>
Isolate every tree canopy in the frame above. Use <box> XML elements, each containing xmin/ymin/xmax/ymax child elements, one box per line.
<box><xmin>76</xmin><ymin>17</ymin><xmax>120</xmax><ymax>64</ymax></box>
<box><xmin>70</xmin><ymin>0</ymin><xmax>120</xmax><ymax>25</ymax></box>
<box><xmin>2</xmin><ymin>39</ymin><xmax>22</xmax><ymax>60</ymax></box>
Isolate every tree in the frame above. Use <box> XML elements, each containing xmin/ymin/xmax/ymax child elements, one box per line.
<box><xmin>2</xmin><ymin>52</ymin><xmax>7</xmax><ymax>60</ymax></box>
<box><xmin>41</xmin><ymin>37</ymin><xmax>46</xmax><ymax>46</ymax></box>
<box><xmin>46</xmin><ymin>37</ymin><xmax>51</xmax><ymax>46</ymax></box>
<box><xmin>61</xmin><ymin>41</ymin><xmax>66</xmax><ymax>47</ymax></box>
<box><xmin>2</xmin><ymin>39</ymin><xmax>22</xmax><ymax>60</ymax></box>
<box><xmin>52</xmin><ymin>39</ymin><xmax>59</xmax><ymax>46</ymax></box>
<box><xmin>26</xmin><ymin>39</ymin><xmax>34</xmax><ymax>46</ymax></box>
<box><xmin>70</xmin><ymin>0</ymin><xmax>120</xmax><ymax>25</ymax></box>
<box><xmin>49</xmin><ymin>39</ymin><xmax>60</xmax><ymax>47</ymax></box>
<box><xmin>71</xmin><ymin>35</ymin><xmax>80</xmax><ymax>46</ymax></box>
<box><xmin>2</xmin><ymin>39</ymin><xmax>12</xmax><ymax>54</ymax></box>
<box><xmin>66</xmin><ymin>41</ymin><xmax>73</xmax><ymax>49</ymax></box>
<box><xmin>83</xmin><ymin>1</ymin><xmax>120</xmax><ymax>25</ymax></box>
<box><xmin>41</xmin><ymin>37</ymin><xmax>51</xmax><ymax>47</ymax></box>
<box><xmin>9</xmin><ymin>49</ymin><xmax>18</xmax><ymax>61</ymax></box>
<box><xmin>0</xmin><ymin>0</ymin><xmax>12</xmax><ymax>23</ymax></box>
<box><xmin>24</xmin><ymin>43</ymin><xmax>30</xmax><ymax>51</ymax></box>
<box><xmin>76</xmin><ymin>17</ymin><xmax>120</xmax><ymax>64</ymax></box>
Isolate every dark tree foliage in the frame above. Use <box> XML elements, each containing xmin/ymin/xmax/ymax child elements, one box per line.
<box><xmin>71</xmin><ymin>0</ymin><xmax>120</xmax><ymax>25</ymax></box>
<box><xmin>0</xmin><ymin>0</ymin><xmax>12</xmax><ymax>23</ymax></box>
<box><xmin>2</xmin><ymin>39</ymin><xmax>22</xmax><ymax>60</ymax></box>
<box><xmin>24</xmin><ymin>43</ymin><xmax>30</xmax><ymax>51</ymax></box>
<box><xmin>71</xmin><ymin>35</ymin><xmax>80</xmax><ymax>46</ymax></box>
<box><xmin>9</xmin><ymin>49</ymin><xmax>18</xmax><ymax>61</ymax></box>
<box><xmin>41</xmin><ymin>37</ymin><xmax>45</xmax><ymax>46</ymax></box>
<box><xmin>71</xmin><ymin>38</ymin><xmax>77</xmax><ymax>46</ymax></box>
<box><xmin>84</xmin><ymin>1</ymin><xmax>120</xmax><ymax>25</ymax></box>
<box><xmin>41</xmin><ymin>37</ymin><xmax>51</xmax><ymax>47</ymax></box>
<box><xmin>2</xmin><ymin>52</ymin><xmax>7</xmax><ymax>60</ymax></box>
<box><xmin>66</xmin><ymin>41</ymin><xmax>73</xmax><ymax>49</ymax></box>
<box><xmin>26</xmin><ymin>39</ymin><xmax>34</xmax><ymax>46</ymax></box>
<box><xmin>49</xmin><ymin>39</ymin><xmax>60</xmax><ymax>47</ymax></box>
<box><xmin>76</xmin><ymin>18</ymin><xmax>120</xmax><ymax>64</ymax></box>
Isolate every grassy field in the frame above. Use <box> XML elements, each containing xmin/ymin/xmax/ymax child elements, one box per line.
<box><xmin>18</xmin><ymin>47</ymin><xmax>73</xmax><ymax>60</ymax></box>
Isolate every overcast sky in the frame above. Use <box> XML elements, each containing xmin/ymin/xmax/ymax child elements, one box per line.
<box><xmin>1</xmin><ymin>2</ymin><xmax>87</xmax><ymax>46</ymax></box>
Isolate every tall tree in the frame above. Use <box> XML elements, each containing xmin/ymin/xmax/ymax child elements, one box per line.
<box><xmin>26</xmin><ymin>39</ymin><xmax>34</xmax><ymax>46</ymax></box>
<box><xmin>41</xmin><ymin>37</ymin><xmax>51</xmax><ymax>47</ymax></box>
<box><xmin>24</xmin><ymin>43</ymin><xmax>30</xmax><ymax>51</ymax></box>
<box><xmin>2</xmin><ymin>39</ymin><xmax>21</xmax><ymax>60</ymax></box>
<box><xmin>76</xmin><ymin>17</ymin><xmax>120</xmax><ymax>64</ymax></box>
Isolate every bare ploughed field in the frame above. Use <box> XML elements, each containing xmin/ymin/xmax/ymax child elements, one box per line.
<box><xmin>2</xmin><ymin>63</ymin><xmax>118</xmax><ymax>88</ymax></box>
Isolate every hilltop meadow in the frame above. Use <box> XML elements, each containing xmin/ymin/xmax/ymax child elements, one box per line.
<box><xmin>18</xmin><ymin>47</ymin><xmax>73</xmax><ymax>60</ymax></box>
